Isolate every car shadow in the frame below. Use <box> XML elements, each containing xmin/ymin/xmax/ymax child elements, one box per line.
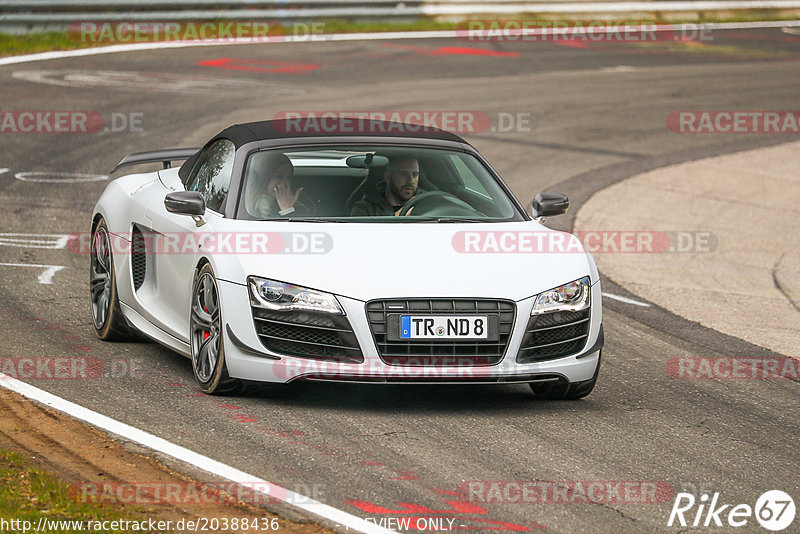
<box><xmin>238</xmin><ymin>380</ymin><xmax>602</xmax><ymax>415</ymax></box>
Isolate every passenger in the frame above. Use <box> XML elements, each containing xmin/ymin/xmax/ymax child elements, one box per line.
<box><xmin>246</xmin><ymin>153</ymin><xmax>309</xmax><ymax>218</ymax></box>
<box><xmin>350</xmin><ymin>156</ymin><xmax>422</xmax><ymax>216</ymax></box>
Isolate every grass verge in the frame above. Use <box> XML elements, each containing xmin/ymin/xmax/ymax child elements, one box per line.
<box><xmin>0</xmin><ymin>448</ymin><xmax>158</xmax><ymax>533</ymax></box>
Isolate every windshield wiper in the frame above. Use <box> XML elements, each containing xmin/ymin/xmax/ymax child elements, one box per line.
<box><xmin>257</xmin><ymin>217</ymin><xmax>349</xmax><ymax>223</ymax></box>
<box><xmin>433</xmin><ymin>217</ymin><xmax>486</xmax><ymax>223</ymax></box>
<box><xmin>257</xmin><ymin>217</ymin><xmax>486</xmax><ymax>223</ymax></box>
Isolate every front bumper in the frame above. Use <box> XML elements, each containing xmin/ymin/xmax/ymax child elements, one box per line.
<box><xmin>219</xmin><ymin>279</ymin><xmax>603</xmax><ymax>385</ymax></box>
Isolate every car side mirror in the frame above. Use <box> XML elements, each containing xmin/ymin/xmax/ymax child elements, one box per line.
<box><xmin>165</xmin><ymin>191</ymin><xmax>205</xmax><ymax>216</ymax></box>
<box><xmin>532</xmin><ymin>192</ymin><xmax>569</xmax><ymax>219</ymax></box>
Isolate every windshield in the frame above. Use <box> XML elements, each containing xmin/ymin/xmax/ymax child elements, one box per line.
<box><xmin>237</xmin><ymin>145</ymin><xmax>524</xmax><ymax>222</ymax></box>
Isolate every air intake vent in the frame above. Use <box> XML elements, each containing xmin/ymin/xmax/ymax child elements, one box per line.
<box><xmin>251</xmin><ymin>308</ymin><xmax>363</xmax><ymax>363</ymax></box>
<box><xmin>131</xmin><ymin>225</ymin><xmax>147</xmax><ymax>291</ymax></box>
<box><xmin>517</xmin><ymin>309</ymin><xmax>590</xmax><ymax>363</ymax></box>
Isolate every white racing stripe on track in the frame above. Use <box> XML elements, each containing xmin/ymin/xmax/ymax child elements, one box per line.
<box><xmin>14</xmin><ymin>171</ymin><xmax>108</xmax><ymax>183</ymax></box>
<box><xmin>1</xmin><ymin>20</ymin><xmax>800</xmax><ymax>66</ymax></box>
<box><xmin>0</xmin><ymin>374</ymin><xmax>396</xmax><ymax>534</ymax></box>
<box><xmin>0</xmin><ymin>262</ymin><xmax>66</xmax><ymax>284</ymax></box>
<box><xmin>0</xmin><ymin>234</ymin><xmax>70</xmax><ymax>249</ymax></box>
<box><xmin>422</xmin><ymin>1</ymin><xmax>800</xmax><ymax>14</ymax></box>
<box><xmin>602</xmin><ymin>292</ymin><xmax>651</xmax><ymax>307</ymax></box>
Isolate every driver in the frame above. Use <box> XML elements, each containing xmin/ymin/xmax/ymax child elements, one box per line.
<box><xmin>350</xmin><ymin>156</ymin><xmax>422</xmax><ymax>216</ymax></box>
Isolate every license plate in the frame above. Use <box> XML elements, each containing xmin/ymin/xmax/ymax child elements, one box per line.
<box><xmin>399</xmin><ymin>315</ymin><xmax>489</xmax><ymax>340</ymax></box>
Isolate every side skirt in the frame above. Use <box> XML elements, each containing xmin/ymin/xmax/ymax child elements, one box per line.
<box><xmin>120</xmin><ymin>302</ymin><xmax>191</xmax><ymax>357</ymax></box>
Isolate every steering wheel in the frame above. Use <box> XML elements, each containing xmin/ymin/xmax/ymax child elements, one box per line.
<box><xmin>397</xmin><ymin>191</ymin><xmax>477</xmax><ymax>216</ymax></box>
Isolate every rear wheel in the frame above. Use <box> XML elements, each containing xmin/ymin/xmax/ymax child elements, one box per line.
<box><xmin>529</xmin><ymin>352</ymin><xmax>601</xmax><ymax>400</ymax></box>
<box><xmin>91</xmin><ymin>219</ymin><xmax>134</xmax><ymax>341</ymax></box>
<box><xmin>190</xmin><ymin>264</ymin><xmax>242</xmax><ymax>395</ymax></box>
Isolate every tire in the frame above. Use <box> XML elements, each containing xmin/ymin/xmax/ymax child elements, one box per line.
<box><xmin>91</xmin><ymin>218</ymin><xmax>135</xmax><ymax>341</ymax></box>
<box><xmin>190</xmin><ymin>263</ymin><xmax>242</xmax><ymax>395</ymax></box>
<box><xmin>529</xmin><ymin>352</ymin><xmax>601</xmax><ymax>400</ymax></box>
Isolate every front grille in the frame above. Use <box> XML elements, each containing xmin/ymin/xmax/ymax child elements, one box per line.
<box><xmin>517</xmin><ymin>308</ymin><xmax>590</xmax><ymax>363</ymax></box>
<box><xmin>367</xmin><ymin>299</ymin><xmax>515</xmax><ymax>366</ymax></box>
<box><xmin>252</xmin><ymin>308</ymin><xmax>363</xmax><ymax>362</ymax></box>
<box><xmin>131</xmin><ymin>226</ymin><xmax>147</xmax><ymax>291</ymax></box>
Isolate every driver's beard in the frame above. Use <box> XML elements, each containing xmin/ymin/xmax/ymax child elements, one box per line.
<box><xmin>390</xmin><ymin>181</ymin><xmax>415</xmax><ymax>203</ymax></box>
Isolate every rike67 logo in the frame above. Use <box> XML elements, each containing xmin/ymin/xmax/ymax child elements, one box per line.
<box><xmin>668</xmin><ymin>490</ymin><xmax>795</xmax><ymax>531</ymax></box>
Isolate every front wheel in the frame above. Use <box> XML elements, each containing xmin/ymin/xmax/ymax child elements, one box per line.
<box><xmin>190</xmin><ymin>264</ymin><xmax>242</xmax><ymax>395</ymax></box>
<box><xmin>91</xmin><ymin>218</ymin><xmax>134</xmax><ymax>341</ymax></box>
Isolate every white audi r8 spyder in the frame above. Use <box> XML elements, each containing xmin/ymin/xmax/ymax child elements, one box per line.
<box><xmin>91</xmin><ymin>119</ymin><xmax>603</xmax><ymax>397</ymax></box>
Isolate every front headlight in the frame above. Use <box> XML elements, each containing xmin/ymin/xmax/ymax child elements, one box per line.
<box><xmin>248</xmin><ymin>276</ymin><xmax>344</xmax><ymax>315</ymax></box>
<box><xmin>531</xmin><ymin>276</ymin><xmax>590</xmax><ymax>316</ymax></box>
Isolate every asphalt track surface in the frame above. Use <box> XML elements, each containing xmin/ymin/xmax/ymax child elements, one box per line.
<box><xmin>1</xmin><ymin>28</ymin><xmax>799</xmax><ymax>533</ymax></box>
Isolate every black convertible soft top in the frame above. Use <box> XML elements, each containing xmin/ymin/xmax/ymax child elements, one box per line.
<box><xmin>179</xmin><ymin>118</ymin><xmax>468</xmax><ymax>182</ymax></box>
<box><xmin>214</xmin><ymin>118</ymin><xmax>467</xmax><ymax>148</ymax></box>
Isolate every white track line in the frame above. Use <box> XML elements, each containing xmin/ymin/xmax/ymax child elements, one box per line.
<box><xmin>0</xmin><ymin>374</ymin><xmax>395</xmax><ymax>534</ymax></box>
<box><xmin>422</xmin><ymin>0</ymin><xmax>800</xmax><ymax>14</ymax></box>
<box><xmin>0</xmin><ymin>262</ymin><xmax>66</xmax><ymax>284</ymax></box>
<box><xmin>1</xmin><ymin>20</ymin><xmax>800</xmax><ymax>67</ymax></box>
<box><xmin>602</xmin><ymin>292</ymin><xmax>651</xmax><ymax>307</ymax></box>
<box><xmin>0</xmin><ymin>233</ymin><xmax>70</xmax><ymax>249</ymax></box>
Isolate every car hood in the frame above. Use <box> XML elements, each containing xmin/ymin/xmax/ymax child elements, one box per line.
<box><xmin>212</xmin><ymin>220</ymin><xmax>593</xmax><ymax>302</ymax></box>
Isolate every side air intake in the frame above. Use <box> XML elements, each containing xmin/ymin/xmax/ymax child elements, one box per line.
<box><xmin>131</xmin><ymin>225</ymin><xmax>148</xmax><ymax>291</ymax></box>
